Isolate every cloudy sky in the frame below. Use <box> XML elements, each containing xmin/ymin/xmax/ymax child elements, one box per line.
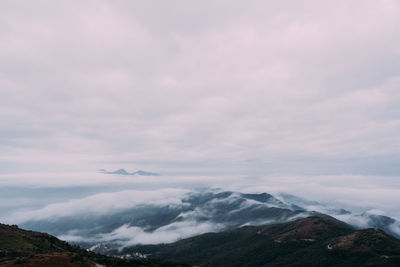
<box><xmin>1</xmin><ymin>0</ymin><xmax>400</xmax><ymax>231</ymax></box>
<box><xmin>1</xmin><ymin>1</ymin><xmax>400</xmax><ymax>177</ymax></box>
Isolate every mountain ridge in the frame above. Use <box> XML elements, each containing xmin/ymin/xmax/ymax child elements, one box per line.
<box><xmin>125</xmin><ymin>216</ymin><xmax>400</xmax><ymax>267</ymax></box>
<box><xmin>19</xmin><ymin>190</ymin><xmax>400</xmax><ymax>253</ymax></box>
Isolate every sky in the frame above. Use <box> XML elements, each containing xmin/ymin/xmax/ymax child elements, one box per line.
<box><xmin>1</xmin><ymin>1</ymin><xmax>400</xmax><ymax>222</ymax></box>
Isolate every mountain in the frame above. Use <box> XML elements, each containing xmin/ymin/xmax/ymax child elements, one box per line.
<box><xmin>4</xmin><ymin>217</ymin><xmax>400</xmax><ymax>266</ymax></box>
<box><xmin>19</xmin><ymin>190</ymin><xmax>400</xmax><ymax>253</ymax></box>
<box><xmin>21</xmin><ymin>191</ymin><xmax>325</xmax><ymax>252</ymax></box>
<box><xmin>0</xmin><ymin>223</ymin><xmax>188</xmax><ymax>267</ymax></box>
<box><xmin>126</xmin><ymin>216</ymin><xmax>400</xmax><ymax>267</ymax></box>
<box><xmin>278</xmin><ymin>193</ymin><xmax>400</xmax><ymax>239</ymax></box>
<box><xmin>99</xmin><ymin>169</ymin><xmax>161</xmax><ymax>176</ymax></box>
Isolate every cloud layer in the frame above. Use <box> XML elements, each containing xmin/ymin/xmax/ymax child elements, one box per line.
<box><xmin>60</xmin><ymin>220</ymin><xmax>225</xmax><ymax>247</ymax></box>
<box><xmin>2</xmin><ymin>172</ymin><xmax>400</xmax><ymax>224</ymax></box>
<box><xmin>1</xmin><ymin>0</ymin><xmax>400</xmax><ymax>176</ymax></box>
<box><xmin>6</xmin><ymin>188</ymin><xmax>188</xmax><ymax>223</ymax></box>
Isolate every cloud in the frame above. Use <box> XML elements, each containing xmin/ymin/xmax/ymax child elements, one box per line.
<box><xmin>3</xmin><ymin>173</ymin><xmax>400</xmax><ymax>224</ymax></box>
<box><xmin>6</xmin><ymin>188</ymin><xmax>189</xmax><ymax>223</ymax></box>
<box><xmin>390</xmin><ymin>222</ymin><xmax>400</xmax><ymax>237</ymax></box>
<box><xmin>0</xmin><ymin>0</ymin><xmax>399</xmax><ymax>177</ymax></box>
<box><xmin>221</xmin><ymin>175</ymin><xmax>400</xmax><ymax>220</ymax></box>
<box><xmin>60</xmin><ymin>219</ymin><xmax>225</xmax><ymax>247</ymax></box>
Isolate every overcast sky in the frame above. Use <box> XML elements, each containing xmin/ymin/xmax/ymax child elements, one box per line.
<box><xmin>1</xmin><ymin>0</ymin><xmax>400</xmax><ymax>177</ymax></box>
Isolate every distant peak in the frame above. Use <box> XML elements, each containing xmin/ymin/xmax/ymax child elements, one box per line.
<box><xmin>99</xmin><ymin>169</ymin><xmax>161</xmax><ymax>176</ymax></box>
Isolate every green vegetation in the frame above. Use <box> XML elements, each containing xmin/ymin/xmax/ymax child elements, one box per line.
<box><xmin>0</xmin><ymin>223</ymin><xmax>189</xmax><ymax>267</ymax></box>
<box><xmin>2</xmin><ymin>217</ymin><xmax>400</xmax><ymax>266</ymax></box>
<box><xmin>128</xmin><ymin>217</ymin><xmax>400</xmax><ymax>267</ymax></box>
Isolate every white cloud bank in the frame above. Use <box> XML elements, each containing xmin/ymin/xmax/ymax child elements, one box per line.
<box><xmin>4</xmin><ymin>173</ymin><xmax>400</xmax><ymax>224</ymax></box>
<box><xmin>60</xmin><ymin>220</ymin><xmax>225</xmax><ymax>247</ymax></box>
<box><xmin>6</xmin><ymin>188</ymin><xmax>189</xmax><ymax>223</ymax></box>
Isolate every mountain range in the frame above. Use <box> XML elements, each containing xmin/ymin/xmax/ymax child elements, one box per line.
<box><xmin>2</xmin><ymin>217</ymin><xmax>400</xmax><ymax>266</ymax></box>
<box><xmin>18</xmin><ymin>189</ymin><xmax>400</xmax><ymax>254</ymax></box>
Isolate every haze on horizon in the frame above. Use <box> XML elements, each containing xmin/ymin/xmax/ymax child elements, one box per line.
<box><xmin>1</xmin><ymin>1</ymin><xmax>400</xmax><ymax>223</ymax></box>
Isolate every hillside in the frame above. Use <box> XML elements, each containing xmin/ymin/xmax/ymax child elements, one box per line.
<box><xmin>2</xmin><ymin>216</ymin><xmax>400</xmax><ymax>266</ymax></box>
<box><xmin>126</xmin><ymin>216</ymin><xmax>400</xmax><ymax>267</ymax></box>
<box><xmin>0</xmin><ymin>223</ymin><xmax>188</xmax><ymax>267</ymax></box>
